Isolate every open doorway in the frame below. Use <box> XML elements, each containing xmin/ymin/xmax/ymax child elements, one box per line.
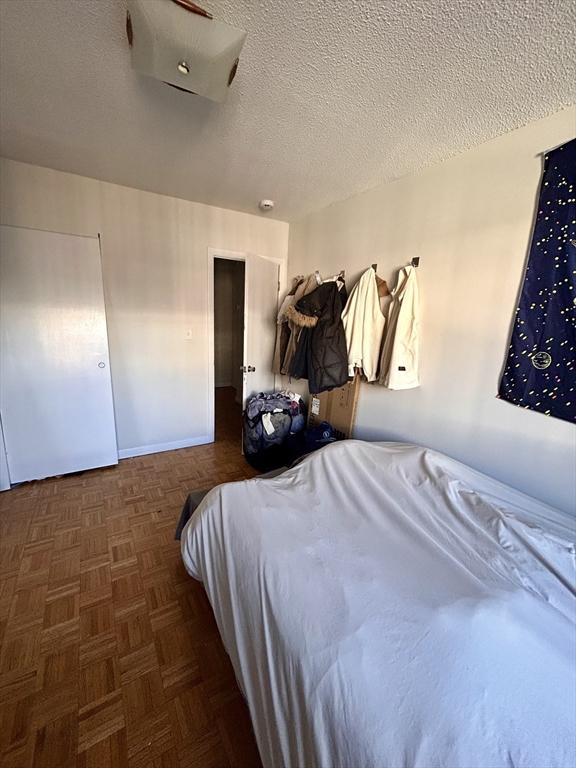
<box><xmin>214</xmin><ymin>257</ymin><xmax>246</xmax><ymax>443</ymax></box>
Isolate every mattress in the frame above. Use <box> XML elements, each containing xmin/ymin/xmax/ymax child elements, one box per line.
<box><xmin>180</xmin><ymin>440</ymin><xmax>576</xmax><ymax>768</ymax></box>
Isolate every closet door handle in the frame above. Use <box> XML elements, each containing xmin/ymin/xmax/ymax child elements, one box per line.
<box><xmin>247</xmin><ymin>365</ymin><xmax>256</xmax><ymax>372</ymax></box>
<box><xmin>239</xmin><ymin>365</ymin><xmax>247</xmax><ymax>373</ymax></box>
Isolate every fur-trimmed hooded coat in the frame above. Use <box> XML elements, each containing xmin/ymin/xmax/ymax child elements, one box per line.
<box><xmin>273</xmin><ymin>273</ymin><xmax>320</xmax><ymax>376</ymax></box>
<box><xmin>288</xmin><ymin>281</ymin><xmax>349</xmax><ymax>394</ymax></box>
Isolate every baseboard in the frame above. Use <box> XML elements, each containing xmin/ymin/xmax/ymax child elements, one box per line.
<box><xmin>118</xmin><ymin>435</ymin><xmax>213</xmax><ymax>460</ymax></box>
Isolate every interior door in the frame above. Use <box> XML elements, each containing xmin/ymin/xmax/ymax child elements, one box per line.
<box><xmin>242</xmin><ymin>253</ymin><xmax>280</xmax><ymax>403</ymax></box>
<box><xmin>0</xmin><ymin>225</ymin><xmax>118</xmax><ymax>483</ymax></box>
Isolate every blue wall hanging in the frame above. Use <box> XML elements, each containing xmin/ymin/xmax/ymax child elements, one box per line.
<box><xmin>499</xmin><ymin>137</ymin><xmax>576</xmax><ymax>423</ymax></box>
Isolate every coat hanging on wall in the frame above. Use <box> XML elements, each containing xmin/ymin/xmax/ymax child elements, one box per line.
<box><xmin>378</xmin><ymin>265</ymin><xmax>421</xmax><ymax>390</ymax></box>
<box><xmin>499</xmin><ymin>137</ymin><xmax>576</xmax><ymax>423</ymax></box>
<box><xmin>288</xmin><ymin>279</ymin><xmax>349</xmax><ymax>394</ymax></box>
<box><xmin>341</xmin><ymin>266</ymin><xmax>386</xmax><ymax>382</ymax></box>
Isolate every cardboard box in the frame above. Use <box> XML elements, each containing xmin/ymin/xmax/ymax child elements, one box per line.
<box><xmin>307</xmin><ymin>375</ymin><xmax>360</xmax><ymax>438</ymax></box>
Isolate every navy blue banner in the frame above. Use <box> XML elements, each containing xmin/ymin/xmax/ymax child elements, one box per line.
<box><xmin>499</xmin><ymin>138</ymin><xmax>576</xmax><ymax>423</ymax></box>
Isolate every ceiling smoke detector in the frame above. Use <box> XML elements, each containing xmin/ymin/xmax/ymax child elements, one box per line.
<box><xmin>127</xmin><ymin>0</ymin><xmax>247</xmax><ymax>103</ymax></box>
<box><xmin>259</xmin><ymin>199</ymin><xmax>275</xmax><ymax>212</ymax></box>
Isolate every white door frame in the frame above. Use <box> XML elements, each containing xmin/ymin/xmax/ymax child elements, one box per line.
<box><xmin>0</xmin><ymin>418</ymin><xmax>10</xmax><ymax>491</ymax></box>
<box><xmin>206</xmin><ymin>247</ymin><xmax>283</xmax><ymax>443</ymax></box>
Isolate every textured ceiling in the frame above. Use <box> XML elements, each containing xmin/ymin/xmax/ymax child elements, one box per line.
<box><xmin>1</xmin><ymin>0</ymin><xmax>574</xmax><ymax>221</ymax></box>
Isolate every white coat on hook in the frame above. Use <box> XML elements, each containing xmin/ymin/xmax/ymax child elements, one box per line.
<box><xmin>379</xmin><ymin>266</ymin><xmax>420</xmax><ymax>389</ymax></box>
<box><xmin>341</xmin><ymin>267</ymin><xmax>386</xmax><ymax>382</ymax></box>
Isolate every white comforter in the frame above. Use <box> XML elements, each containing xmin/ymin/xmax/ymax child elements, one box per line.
<box><xmin>181</xmin><ymin>441</ymin><xmax>576</xmax><ymax>768</ymax></box>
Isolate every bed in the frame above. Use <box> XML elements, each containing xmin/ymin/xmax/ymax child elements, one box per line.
<box><xmin>180</xmin><ymin>440</ymin><xmax>576</xmax><ymax>768</ymax></box>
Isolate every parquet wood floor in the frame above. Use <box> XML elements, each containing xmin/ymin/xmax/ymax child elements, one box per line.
<box><xmin>0</xmin><ymin>388</ymin><xmax>262</xmax><ymax>767</ymax></box>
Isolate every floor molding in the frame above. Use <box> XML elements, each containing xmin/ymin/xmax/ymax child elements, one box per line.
<box><xmin>118</xmin><ymin>435</ymin><xmax>213</xmax><ymax>459</ymax></box>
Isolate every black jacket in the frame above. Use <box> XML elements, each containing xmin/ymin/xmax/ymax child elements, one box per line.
<box><xmin>288</xmin><ymin>281</ymin><xmax>349</xmax><ymax>394</ymax></box>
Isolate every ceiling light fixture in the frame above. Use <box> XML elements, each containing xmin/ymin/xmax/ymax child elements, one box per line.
<box><xmin>127</xmin><ymin>0</ymin><xmax>247</xmax><ymax>102</ymax></box>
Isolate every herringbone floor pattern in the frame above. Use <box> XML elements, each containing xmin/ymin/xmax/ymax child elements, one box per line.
<box><xmin>0</xmin><ymin>388</ymin><xmax>262</xmax><ymax>767</ymax></box>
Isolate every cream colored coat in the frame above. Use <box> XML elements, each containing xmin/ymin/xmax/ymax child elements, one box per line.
<box><xmin>341</xmin><ymin>267</ymin><xmax>386</xmax><ymax>382</ymax></box>
<box><xmin>379</xmin><ymin>265</ymin><xmax>420</xmax><ymax>389</ymax></box>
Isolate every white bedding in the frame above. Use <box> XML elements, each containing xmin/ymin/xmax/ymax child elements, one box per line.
<box><xmin>180</xmin><ymin>441</ymin><xmax>576</xmax><ymax>768</ymax></box>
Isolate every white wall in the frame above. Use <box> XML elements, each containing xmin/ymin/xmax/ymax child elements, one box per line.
<box><xmin>287</xmin><ymin>108</ymin><xmax>576</xmax><ymax>513</ymax></box>
<box><xmin>0</xmin><ymin>158</ymin><xmax>288</xmax><ymax>457</ymax></box>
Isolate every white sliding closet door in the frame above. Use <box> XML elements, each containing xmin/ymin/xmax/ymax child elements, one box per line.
<box><xmin>0</xmin><ymin>225</ymin><xmax>118</xmax><ymax>483</ymax></box>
